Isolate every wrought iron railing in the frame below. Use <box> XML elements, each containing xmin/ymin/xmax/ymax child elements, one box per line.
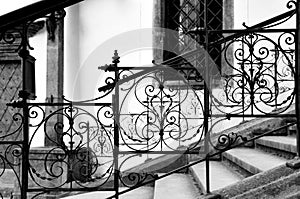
<box><xmin>105</xmin><ymin>121</ymin><xmax>297</xmax><ymax>199</ymax></box>
<box><xmin>0</xmin><ymin>0</ymin><xmax>298</xmax><ymax>199</ymax></box>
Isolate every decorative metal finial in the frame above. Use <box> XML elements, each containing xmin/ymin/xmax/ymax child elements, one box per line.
<box><xmin>112</xmin><ymin>50</ymin><xmax>120</xmax><ymax>64</ymax></box>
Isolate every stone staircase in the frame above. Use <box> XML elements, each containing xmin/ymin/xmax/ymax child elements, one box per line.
<box><xmin>59</xmin><ymin>116</ymin><xmax>300</xmax><ymax>199</ymax></box>
<box><xmin>194</xmin><ymin>135</ymin><xmax>297</xmax><ymax>197</ymax></box>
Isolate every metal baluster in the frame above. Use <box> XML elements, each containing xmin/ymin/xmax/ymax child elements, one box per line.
<box><xmin>203</xmin><ymin>0</ymin><xmax>210</xmax><ymax>194</ymax></box>
<box><xmin>295</xmin><ymin>0</ymin><xmax>300</xmax><ymax>157</ymax></box>
<box><xmin>19</xmin><ymin>22</ymin><xmax>34</xmax><ymax>199</ymax></box>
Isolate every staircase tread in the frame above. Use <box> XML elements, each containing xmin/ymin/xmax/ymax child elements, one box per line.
<box><xmin>154</xmin><ymin>173</ymin><xmax>200</xmax><ymax>199</ymax></box>
<box><xmin>224</xmin><ymin>148</ymin><xmax>286</xmax><ymax>172</ymax></box>
<box><xmin>258</xmin><ymin>136</ymin><xmax>296</xmax><ymax>146</ymax></box>
<box><xmin>191</xmin><ymin>161</ymin><xmax>242</xmax><ymax>191</ymax></box>
<box><xmin>231</xmin><ymin>169</ymin><xmax>300</xmax><ymax>199</ymax></box>
<box><xmin>256</xmin><ymin>136</ymin><xmax>297</xmax><ymax>154</ymax></box>
<box><xmin>61</xmin><ymin>187</ymin><xmax>154</xmax><ymax>199</ymax></box>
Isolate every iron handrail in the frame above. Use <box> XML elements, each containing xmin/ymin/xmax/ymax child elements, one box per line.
<box><xmin>107</xmin><ymin>121</ymin><xmax>297</xmax><ymax>199</ymax></box>
<box><xmin>0</xmin><ymin>0</ymin><xmax>84</xmax><ymax>32</ymax></box>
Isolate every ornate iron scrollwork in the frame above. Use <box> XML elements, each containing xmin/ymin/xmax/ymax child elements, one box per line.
<box><xmin>118</xmin><ymin>67</ymin><xmax>204</xmax><ymax>152</ymax></box>
<box><xmin>212</xmin><ymin>31</ymin><xmax>295</xmax><ymax>115</ymax></box>
<box><xmin>1</xmin><ymin>1</ymin><xmax>298</xmax><ymax>198</ymax></box>
<box><xmin>26</xmin><ymin>104</ymin><xmax>114</xmax><ymax>190</ymax></box>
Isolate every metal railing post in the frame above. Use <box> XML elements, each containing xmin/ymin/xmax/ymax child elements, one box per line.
<box><xmin>203</xmin><ymin>0</ymin><xmax>211</xmax><ymax>194</ymax></box>
<box><xmin>18</xmin><ymin>24</ymin><xmax>33</xmax><ymax>199</ymax></box>
<box><xmin>112</xmin><ymin>50</ymin><xmax>120</xmax><ymax>199</ymax></box>
<box><xmin>20</xmin><ymin>94</ymin><xmax>29</xmax><ymax>199</ymax></box>
<box><xmin>296</xmin><ymin>0</ymin><xmax>300</xmax><ymax>157</ymax></box>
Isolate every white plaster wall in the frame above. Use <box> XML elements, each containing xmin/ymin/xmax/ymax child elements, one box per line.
<box><xmin>78</xmin><ymin>0</ymin><xmax>152</xmax><ymax>65</ymax></box>
<box><xmin>64</xmin><ymin>0</ymin><xmax>153</xmax><ymax>100</ymax></box>
<box><xmin>234</xmin><ymin>0</ymin><xmax>295</xmax><ymax>29</ymax></box>
<box><xmin>64</xmin><ymin>4</ymin><xmax>81</xmax><ymax>100</ymax></box>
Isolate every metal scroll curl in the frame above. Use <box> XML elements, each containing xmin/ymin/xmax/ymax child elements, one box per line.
<box><xmin>117</xmin><ymin>67</ymin><xmax>204</xmax><ymax>152</ymax></box>
<box><xmin>0</xmin><ymin>143</ymin><xmax>23</xmax><ymax>199</ymax></box>
<box><xmin>213</xmin><ymin>31</ymin><xmax>295</xmax><ymax>115</ymax></box>
<box><xmin>27</xmin><ymin>105</ymin><xmax>114</xmax><ymax>189</ymax></box>
<box><xmin>0</xmin><ymin>112</ymin><xmax>23</xmax><ymax>198</ymax></box>
<box><xmin>118</xmin><ymin>154</ymin><xmax>157</xmax><ymax>188</ymax></box>
<box><xmin>0</xmin><ymin>112</ymin><xmax>23</xmax><ymax>140</ymax></box>
<box><xmin>203</xmin><ymin>118</ymin><xmax>248</xmax><ymax>152</ymax></box>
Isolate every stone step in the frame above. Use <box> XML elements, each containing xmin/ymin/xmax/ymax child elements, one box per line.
<box><xmin>231</xmin><ymin>169</ymin><xmax>300</xmax><ymax>199</ymax></box>
<box><xmin>120</xmin><ymin>187</ymin><xmax>154</xmax><ymax>199</ymax></box>
<box><xmin>154</xmin><ymin>173</ymin><xmax>200</xmax><ymax>199</ymax></box>
<box><xmin>256</xmin><ymin>136</ymin><xmax>297</xmax><ymax>154</ymax></box>
<box><xmin>61</xmin><ymin>186</ymin><xmax>154</xmax><ymax>199</ymax></box>
<box><xmin>284</xmin><ymin>191</ymin><xmax>300</xmax><ymax>199</ymax></box>
<box><xmin>223</xmin><ymin>147</ymin><xmax>287</xmax><ymax>174</ymax></box>
<box><xmin>190</xmin><ymin>161</ymin><xmax>243</xmax><ymax>192</ymax></box>
<box><xmin>211</xmin><ymin>164</ymin><xmax>298</xmax><ymax>198</ymax></box>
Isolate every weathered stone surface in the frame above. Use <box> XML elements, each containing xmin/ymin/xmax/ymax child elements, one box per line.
<box><xmin>209</xmin><ymin>164</ymin><xmax>300</xmax><ymax>198</ymax></box>
<box><xmin>193</xmin><ymin>107</ymin><xmax>295</xmax><ymax>155</ymax></box>
<box><xmin>125</xmin><ymin>153</ymin><xmax>188</xmax><ymax>174</ymax></box>
<box><xmin>284</xmin><ymin>191</ymin><xmax>300</xmax><ymax>199</ymax></box>
<box><xmin>154</xmin><ymin>173</ymin><xmax>201</xmax><ymax>199</ymax></box>
<box><xmin>190</xmin><ymin>161</ymin><xmax>242</xmax><ymax>193</ymax></box>
<box><xmin>60</xmin><ymin>187</ymin><xmax>154</xmax><ymax>199</ymax></box>
<box><xmin>204</xmin><ymin>193</ymin><xmax>221</xmax><ymax>199</ymax></box>
<box><xmin>222</xmin><ymin>0</ymin><xmax>234</xmax><ymax>76</ymax></box>
<box><xmin>152</xmin><ymin>0</ymin><xmax>164</xmax><ymax>63</ymax></box>
<box><xmin>44</xmin><ymin>16</ymin><xmax>64</xmax><ymax>147</ymax></box>
<box><xmin>14</xmin><ymin>147</ymin><xmax>67</xmax><ymax>190</ymax></box>
<box><xmin>231</xmin><ymin>170</ymin><xmax>300</xmax><ymax>199</ymax></box>
<box><xmin>287</xmin><ymin>157</ymin><xmax>300</xmax><ymax>169</ymax></box>
<box><xmin>257</xmin><ymin>136</ymin><xmax>297</xmax><ymax>154</ymax></box>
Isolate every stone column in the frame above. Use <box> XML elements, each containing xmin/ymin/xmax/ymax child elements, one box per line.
<box><xmin>44</xmin><ymin>12</ymin><xmax>64</xmax><ymax>146</ymax></box>
<box><xmin>222</xmin><ymin>0</ymin><xmax>234</xmax><ymax>76</ymax></box>
<box><xmin>153</xmin><ymin>0</ymin><xmax>164</xmax><ymax>63</ymax></box>
<box><xmin>153</xmin><ymin>0</ymin><xmax>180</xmax><ymax>62</ymax></box>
